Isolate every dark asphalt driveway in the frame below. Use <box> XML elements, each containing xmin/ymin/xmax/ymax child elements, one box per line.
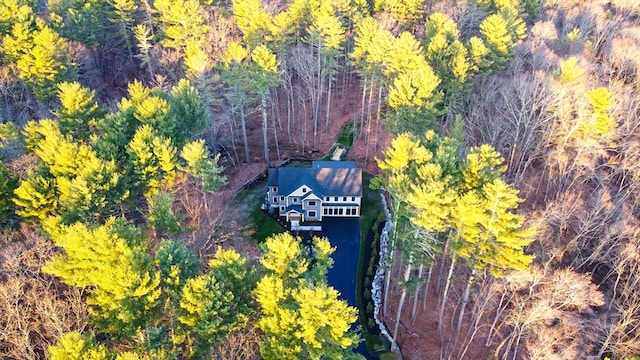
<box><xmin>321</xmin><ymin>217</ymin><xmax>369</xmax><ymax>358</ymax></box>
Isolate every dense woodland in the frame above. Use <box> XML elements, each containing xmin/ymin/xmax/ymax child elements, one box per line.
<box><xmin>1</xmin><ymin>0</ymin><xmax>640</xmax><ymax>358</ymax></box>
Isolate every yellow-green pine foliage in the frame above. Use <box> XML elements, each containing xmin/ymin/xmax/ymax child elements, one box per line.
<box><xmin>180</xmin><ymin>140</ymin><xmax>227</xmax><ymax>192</ymax></box>
<box><xmin>153</xmin><ymin>0</ymin><xmax>208</xmax><ymax>50</ymax></box>
<box><xmin>48</xmin><ymin>0</ymin><xmax>106</xmax><ymax>46</ymax></box>
<box><xmin>155</xmin><ymin>239</ymin><xmax>199</xmax><ymax>300</ymax></box>
<box><xmin>15</xmin><ymin>23</ymin><xmax>75</xmax><ymax>100</ymax></box>
<box><xmin>425</xmin><ymin>13</ymin><xmax>471</xmax><ymax>85</ymax></box>
<box><xmin>1</xmin><ymin>0</ymin><xmax>35</xmax><ymax>68</ymax></box>
<box><xmin>351</xmin><ymin>16</ymin><xmax>393</xmax><ymax>79</ymax></box>
<box><xmin>384</xmin><ymin>32</ymin><xmax>425</xmax><ymax>78</ymax></box>
<box><xmin>252</xmin><ymin>45</ymin><xmax>279</xmax><ymax>74</ymax></box>
<box><xmin>557</xmin><ymin>56</ymin><xmax>585</xmax><ymax>84</ymax></box>
<box><xmin>169</xmin><ymin>79</ymin><xmax>207</xmax><ymax>147</ymax></box>
<box><xmin>380</xmin><ymin>132</ymin><xmax>534</xmax><ymax>277</ymax></box>
<box><xmin>184</xmin><ymin>39</ymin><xmax>209</xmax><ymax>77</ymax></box>
<box><xmin>42</xmin><ymin>218</ymin><xmax>161</xmax><ymax>337</ymax></box>
<box><xmin>452</xmin><ymin>178</ymin><xmax>534</xmax><ymax>276</ymax></box>
<box><xmin>56</xmin><ymin>82</ymin><xmax>106</xmax><ymax>141</ymax></box>
<box><xmin>232</xmin><ymin>0</ymin><xmax>273</xmax><ymax>46</ymax></box>
<box><xmin>387</xmin><ymin>62</ymin><xmax>441</xmax><ymax>110</ymax></box>
<box><xmin>379</xmin><ymin>132</ymin><xmax>459</xmax><ymax>233</ymax></box>
<box><xmin>19</xmin><ymin>119</ymin><xmax>123</xmax><ymax>222</ymax></box>
<box><xmin>177</xmin><ymin>247</ymin><xmax>255</xmax><ymax>358</ymax></box>
<box><xmin>462</xmin><ymin>144</ymin><xmax>507</xmax><ymax>191</ymax></box>
<box><xmin>180</xmin><ymin>140</ymin><xmax>209</xmax><ymax>173</ymax></box>
<box><xmin>222</xmin><ymin>41</ymin><xmax>248</xmax><ymax>66</ymax></box>
<box><xmin>470</xmin><ymin>0</ymin><xmax>539</xmax><ymax>20</ymax></box>
<box><xmin>373</xmin><ymin>0</ymin><xmax>424</xmax><ymax>27</ymax></box>
<box><xmin>146</xmin><ymin>191</ymin><xmax>182</xmax><ymax>236</ymax></box>
<box><xmin>0</xmin><ymin>0</ymin><xmax>35</xmax><ymax>38</ymax></box>
<box><xmin>133</xmin><ymin>95</ymin><xmax>175</xmax><ymax>139</ymax></box>
<box><xmin>48</xmin><ymin>331</ymin><xmax>109</xmax><ymax>360</ymax></box>
<box><xmin>255</xmin><ymin>233</ymin><xmax>362</xmax><ymax>359</ymax></box>
<box><xmin>578</xmin><ymin>87</ymin><xmax>617</xmax><ymax>142</ymax></box>
<box><xmin>479</xmin><ymin>5</ymin><xmax>526</xmax><ymax>73</ymax></box>
<box><xmin>12</xmin><ymin>175</ymin><xmax>57</xmax><ymax>221</ymax></box>
<box><xmin>127</xmin><ymin>124</ymin><xmax>178</xmax><ymax>196</ymax></box>
<box><xmin>309</xmin><ymin>10</ymin><xmax>344</xmax><ymax>55</ymax></box>
<box><xmin>468</xmin><ymin>36</ymin><xmax>492</xmax><ymax>72</ymax></box>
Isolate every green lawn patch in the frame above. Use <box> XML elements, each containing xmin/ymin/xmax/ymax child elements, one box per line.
<box><xmin>248</xmin><ymin>206</ymin><xmax>283</xmax><ymax>243</ymax></box>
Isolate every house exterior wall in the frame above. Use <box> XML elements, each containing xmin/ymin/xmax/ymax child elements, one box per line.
<box><xmin>268</xmin><ymin>186</ymin><xmax>279</xmax><ymax>207</ymax></box>
<box><xmin>303</xmin><ymin>198</ymin><xmax>322</xmax><ymax>221</ymax></box>
<box><xmin>323</xmin><ymin>196</ymin><xmax>361</xmax><ymax>206</ymax></box>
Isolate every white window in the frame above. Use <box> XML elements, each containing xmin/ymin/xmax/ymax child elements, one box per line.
<box><xmin>334</xmin><ymin>197</ymin><xmax>339</xmax><ymax>201</ymax></box>
<box><xmin>309</xmin><ymin>201</ymin><xmax>316</xmax><ymax>206</ymax></box>
<box><xmin>273</xmin><ymin>197</ymin><xmax>277</xmax><ymax>203</ymax></box>
<box><xmin>352</xmin><ymin>197</ymin><xmax>356</xmax><ymax>201</ymax></box>
<box><xmin>280</xmin><ymin>196</ymin><xmax>284</xmax><ymax>201</ymax></box>
<box><xmin>343</xmin><ymin>197</ymin><xmax>347</xmax><ymax>201</ymax></box>
<box><xmin>280</xmin><ymin>206</ymin><xmax>285</xmax><ymax>211</ymax></box>
<box><xmin>324</xmin><ymin>208</ymin><xmax>328</xmax><ymax>215</ymax></box>
<box><xmin>346</xmin><ymin>208</ymin><xmax>351</xmax><ymax>215</ymax></box>
<box><xmin>309</xmin><ymin>211</ymin><xmax>316</xmax><ymax>218</ymax></box>
<box><xmin>293</xmin><ymin>198</ymin><xmax>298</xmax><ymax>203</ymax></box>
<box><xmin>338</xmin><ymin>208</ymin><xmax>343</xmax><ymax>215</ymax></box>
<box><xmin>302</xmin><ymin>187</ymin><xmax>307</xmax><ymax>193</ymax></box>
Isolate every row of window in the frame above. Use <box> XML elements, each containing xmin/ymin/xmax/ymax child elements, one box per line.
<box><xmin>324</xmin><ymin>196</ymin><xmax>357</xmax><ymax>202</ymax></box>
<box><xmin>323</xmin><ymin>207</ymin><xmax>359</xmax><ymax>216</ymax></box>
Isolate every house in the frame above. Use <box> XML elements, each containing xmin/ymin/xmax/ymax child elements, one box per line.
<box><xmin>267</xmin><ymin>161</ymin><xmax>362</xmax><ymax>226</ymax></box>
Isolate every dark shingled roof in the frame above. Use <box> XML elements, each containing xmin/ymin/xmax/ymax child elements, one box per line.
<box><xmin>273</xmin><ymin>163</ymin><xmax>362</xmax><ymax>198</ymax></box>
<box><xmin>268</xmin><ymin>168</ymin><xmax>278</xmax><ymax>187</ymax></box>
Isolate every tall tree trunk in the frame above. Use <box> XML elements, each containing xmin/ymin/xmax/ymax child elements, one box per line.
<box><xmin>287</xmin><ymin>79</ymin><xmax>294</xmax><ymax>142</ymax></box>
<box><xmin>422</xmin><ymin>265</ymin><xmax>433</xmax><ymax>312</ymax></box>
<box><xmin>411</xmin><ymin>263</ymin><xmax>424</xmax><ymax>323</ymax></box>
<box><xmin>438</xmin><ymin>255</ymin><xmax>457</xmax><ymax>331</ymax></box>
<box><xmin>272</xmin><ymin>99</ymin><xmax>281</xmax><ymax>161</ymax></box>
<box><xmin>228</xmin><ymin>112</ymin><xmax>240</xmax><ymax>166</ymax></box>
<box><xmin>301</xmin><ymin>99</ymin><xmax>307</xmax><ymax>153</ymax></box>
<box><xmin>365</xmin><ymin>82</ymin><xmax>374</xmax><ymax>165</ymax></box>
<box><xmin>261</xmin><ymin>95</ymin><xmax>270</xmax><ymax>164</ymax></box>
<box><xmin>456</xmin><ymin>270</ymin><xmax>476</xmax><ymax>331</ymax></box>
<box><xmin>436</xmin><ymin>236</ymin><xmax>451</xmax><ymax>295</ymax></box>
<box><xmin>486</xmin><ymin>284</ymin><xmax>508</xmax><ymax>346</ymax></box>
<box><xmin>375</xmin><ymin>85</ymin><xmax>383</xmax><ymax>153</ymax></box>
<box><xmin>383</xmin><ymin>247</ymin><xmax>395</xmax><ymax>318</ymax></box>
<box><xmin>240</xmin><ymin>106</ymin><xmax>250</xmax><ymax>164</ymax></box>
<box><xmin>359</xmin><ymin>77</ymin><xmax>368</xmax><ymax>138</ymax></box>
<box><xmin>325</xmin><ymin>72</ymin><xmax>332</xmax><ymax>131</ymax></box>
<box><xmin>383</xmin><ymin>199</ymin><xmax>401</xmax><ymax>317</ymax></box>
<box><xmin>392</xmin><ymin>259</ymin><xmax>413</xmax><ymax>350</ymax></box>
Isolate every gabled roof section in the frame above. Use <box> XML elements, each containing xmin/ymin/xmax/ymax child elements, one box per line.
<box><xmin>277</xmin><ymin>168</ymin><xmax>320</xmax><ymax>196</ymax></box>
<box><xmin>276</xmin><ymin>163</ymin><xmax>362</xmax><ymax>198</ymax></box>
